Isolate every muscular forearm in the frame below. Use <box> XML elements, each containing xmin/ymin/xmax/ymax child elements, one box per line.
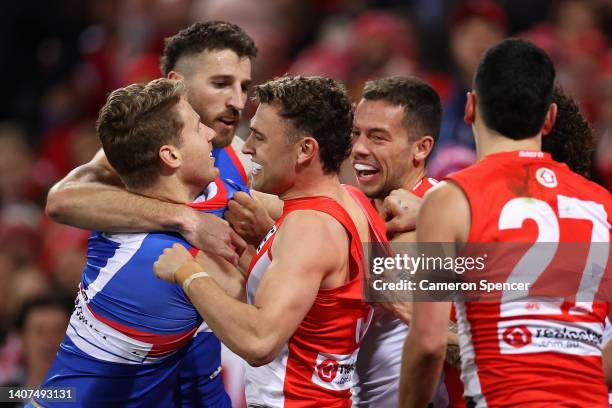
<box><xmin>177</xmin><ymin>263</ymin><xmax>278</xmax><ymax>366</ymax></box>
<box><xmin>47</xmin><ymin>182</ymin><xmax>190</xmax><ymax>233</ymax></box>
<box><xmin>399</xmin><ymin>335</ymin><xmax>446</xmax><ymax>407</ymax></box>
<box><xmin>193</xmin><ymin>251</ymin><xmax>246</xmax><ymax>300</ymax></box>
<box><xmin>46</xmin><ymin>149</ymin><xmax>190</xmax><ymax>233</ymax></box>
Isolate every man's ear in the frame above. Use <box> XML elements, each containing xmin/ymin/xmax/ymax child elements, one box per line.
<box><xmin>167</xmin><ymin>71</ymin><xmax>184</xmax><ymax>81</ymax></box>
<box><xmin>412</xmin><ymin>136</ymin><xmax>434</xmax><ymax>166</ymax></box>
<box><xmin>159</xmin><ymin>145</ymin><xmax>181</xmax><ymax>169</ymax></box>
<box><xmin>296</xmin><ymin>136</ymin><xmax>318</xmax><ymax>167</ymax></box>
<box><xmin>541</xmin><ymin>103</ymin><xmax>558</xmax><ymax>137</ymax></box>
<box><xmin>464</xmin><ymin>91</ymin><xmax>476</xmax><ymax>125</ymax></box>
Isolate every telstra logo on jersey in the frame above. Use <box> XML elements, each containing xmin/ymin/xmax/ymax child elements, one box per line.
<box><xmin>503</xmin><ymin>325</ymin><xmax>532</xmax><ymax>348</ymax></box>
<box><xmin>311</xmin><ymin>351</ymin><xmax>357</xmax><ymax>390</ymax></box>
<box><xmin>317</xmin><ymin>359</ymin><xmax>339</xmax><ymax>383</ymax></box>
<box><xmin>535</xmin><ymin>167</ymin><xmax>558</xmax><ymax>188</ymax></box>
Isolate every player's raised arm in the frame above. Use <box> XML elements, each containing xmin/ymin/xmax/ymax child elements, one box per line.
<box><xmin>46</xmin><ymin>148</ymin><xmax>245</xmax><ymax>264</ymax></box>
<box><xmin>47</xmin><ymin>148</ymin><xmax>184</xmax><ymax>231</ymax></box>
<box><xmin>399</xmin><ymin>181</ymin><xmax>469</xmax><ymax>407</ymax></box>
<box><xmin>155</xmin><ymin>210</ymin><xmax>344</xmax><ymax>366</ymax></box>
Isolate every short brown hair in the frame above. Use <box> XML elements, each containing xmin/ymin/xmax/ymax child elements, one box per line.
<box><xmin>96</xmin><ymin>78</ymin><xmax>185</xmax><ymax>189</ymax></box>
<box><xmin>161</xmin><ymin>21</ymin><xmax>258</xmax><ymax>76</ymax></box>
<box><xmin>362</xmin><ymin>76</ymin><xmax>442</xmax><ymax>142</ymax></box>
<box><xmin>255</xmin><ymin>76</ymin><xmax>353</xmax><ymax>174</ymax></box>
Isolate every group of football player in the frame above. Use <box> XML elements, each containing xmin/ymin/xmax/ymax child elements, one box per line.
<box><xmin>30</xmin><ymin>20</ymin><xmax>611</xmax><ymax>408</ymax></box>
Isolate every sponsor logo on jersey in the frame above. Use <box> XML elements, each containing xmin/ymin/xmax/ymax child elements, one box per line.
<box><xmin>499</xmin><ymin>319</ymin><xmax>604</xmax><ymax>356</ymax></box>
<box><xmin>535</xmin><ymin>167</ymin><xmax>558</xmax><ymax>188</ymax></box>
<box><xmin>311</xmin><ymin>351</ymin><xmax>358</xmax><ymax>391</ymax></box>
<box><xmin>503</xmin><ymin>325</ymin><xmax>532</xmax><ymax>348</ymax></box>
<box><xmin>316</xmin><ymin>359</ymin><xmax>339</xmax><ymax>383</ymax></box>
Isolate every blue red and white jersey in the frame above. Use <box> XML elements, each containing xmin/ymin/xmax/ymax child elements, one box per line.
<box><xmin>177</xmin><ymin>144</ymin><xmax>249</xmax><ymax>408</ymax></box>
<box><xmin>37</xmin><ymin>178</ymin><xmax>246</xmax><ymax>407</ymax></box>
<box><xmin>446</xmin><ymin>151</ymin><xmax>611</xmax><ymax>407</ymax></box>
<box><xmin>212</xmin><ymin>145</ymin><xmax>248</xmax><ymax>190</ymax></box>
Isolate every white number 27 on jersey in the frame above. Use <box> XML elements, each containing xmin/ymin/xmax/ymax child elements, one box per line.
<box><xmin>498</xmin><ymin>194</ymin><xmax>610</xmax><ymax>316</ymax></box>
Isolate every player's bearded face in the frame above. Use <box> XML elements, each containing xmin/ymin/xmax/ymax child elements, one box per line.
<box><xmin>351</xmin><ymin>99</ymin><xmax>414</xmax><ymax>199</ymax></box>
<box><xmin>183</xmin><ymin>50</ymin><xmax>251</xmax><ymax>149</ymax></box>
<box><xmin>244</xmin><ymin>104</ymin><xmax>298</xmax><ymax>196</ymax></box>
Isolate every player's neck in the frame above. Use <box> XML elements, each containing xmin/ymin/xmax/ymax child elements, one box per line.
<box><xmin>373</xmin><ymin>166</ymin><xmax>425</xmax><ymax>210</ymax></box>
<box><xmin>400</xmin><ymin>166</ymin><xmax>426</xmax><ymax>193</ymax></box>
<box><xmin>280</xmin><ymin>171</ymin><xmax>342</xmax><ymax>201</ymax></box>
<box><xmin>133</xmin><ymin>177</ymin><xmax>200</xmax><ymax>204</ymax></box>
<box><xmin>476</xmin><ymin>128</ymin><xmax>541</xmax><ymax>160</ymax></box>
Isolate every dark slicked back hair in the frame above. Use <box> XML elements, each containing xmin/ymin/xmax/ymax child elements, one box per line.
<box><xmin>255</xmin><ymin>76</ymin><xmax>353</xmax><ymax>174</ymax></box>
<box><xmin>362</xmin><ymin>75</ymin><xmax>442</xmax><ymax>142</ymax></box>
<box><xmin>97</xmin><ymin>78</ymin><xmax>185</xmax><ymax>189</ymax></box>
<box><xmin>543</xmin><ymin>85</ymin><xmax>594</xmax><ymax>177</ymax></box>
<box><xmin>475</xmin><ymin>39</ymin><xmax>555</xmax><ymax>140</ymax></box>
<box><xmin>161</xmin><ymin>21</ymin><xmax>258</xmax><ymax>75</ymax></box>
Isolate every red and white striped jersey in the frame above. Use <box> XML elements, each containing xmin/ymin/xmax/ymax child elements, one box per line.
<box><xmin>446</xmin><ymin>150</ymin><xmax>611</xmax><ymax>407</ymax></box>
<box><xmin>354</xmin><ymin>175</ymin><xmax>464</xmax><ymax>408</ymax></box>
<box><xmin>244</xmin><ymin>185</ymin><xmax>385</xmax><ymax>407</ymax></box>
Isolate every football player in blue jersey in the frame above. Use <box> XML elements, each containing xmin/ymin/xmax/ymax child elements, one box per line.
<box><xmin>46</xmin><ymin>21</ymin><xmax>260</xmax><ymax>266</ymax></box>
<box><xmin>32</xmin><ymin>78</ymin><xmax>242</xmax><ymax>407</ymax></box>
<box><xmin>43</xmin><ymin>21</ymin><xmax>280</xmax><ymax>407</ymax></box>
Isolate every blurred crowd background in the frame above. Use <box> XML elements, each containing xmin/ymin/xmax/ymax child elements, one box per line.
<box><xmin>0</xmin><ymin>0</ymin><xmax>611</xmax><ymax>392</ymax></box>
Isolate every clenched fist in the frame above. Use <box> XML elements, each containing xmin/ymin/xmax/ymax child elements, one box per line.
<box><xmin>154</xmin><ymin>243</ymin><xmax>194</xmax><ymax>283</ymax></box>
<box><xmin>381</xmin><ymin>189</ymin><xmax>422</xmax><ymax>236</ymax></box>
<box><xmin>225</xmin><ymin>192</ymin><xmax>275</xmax><ymax>246</ymax></box>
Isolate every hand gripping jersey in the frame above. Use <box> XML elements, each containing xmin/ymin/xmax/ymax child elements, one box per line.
<box><xmin>35</xmin><ymin>178</ymin><xmax>246</xmax><ymax>408</ymax></box>
<box><xmin>446</xmin><ymin>151</ymin><xmax>611</xmax><ymax>407</ymax></box>
<box><xmin>183</xmin><ymin>145</ymin><xmax>249</xmax><ymax>408</ymax></box>
<box><xmin>353</xmin><ymin>176</ymin><xmax>463</xmax><ymax>408</ymax></box>
<box><xmin>178</xmin><ymin>175</ymin><xmax>248</xmax><ymax>408</ymax></box>
<box><xmin>244</xmin><ymin>185</ymin><xmax>386</xmax><ymax>407</ymax></box>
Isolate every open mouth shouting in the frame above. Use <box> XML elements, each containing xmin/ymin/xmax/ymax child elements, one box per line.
<box><xmin>353</xmin><ymin>161</ymin><xmax>380</xmax><ymax>183</ymax></box>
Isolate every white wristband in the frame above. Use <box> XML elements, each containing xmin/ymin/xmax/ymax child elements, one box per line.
<box><xmin>182</xmin><ymin>271</ymin><xmax>210</xmax><ymax>293</ymax></box>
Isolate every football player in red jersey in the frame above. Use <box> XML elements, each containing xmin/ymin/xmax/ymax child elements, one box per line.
<box><xmin>154</xmin><ymin>76</ymin><xmax>387</xmax><ymax>407</ymax></box>
<box><xmin>400</xmin><ymin>39</ymin><xmax>611</xmax><ymax>407</ymax></box>
<box><xmin>351</xmin><ymin>76</ymin><xmax>439</xmax><ymax>242</ymax></box>
<box><xmin>350</xmin><ymin>76</ymin><xmax>464</xmax><ymax>408</ymax></box>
